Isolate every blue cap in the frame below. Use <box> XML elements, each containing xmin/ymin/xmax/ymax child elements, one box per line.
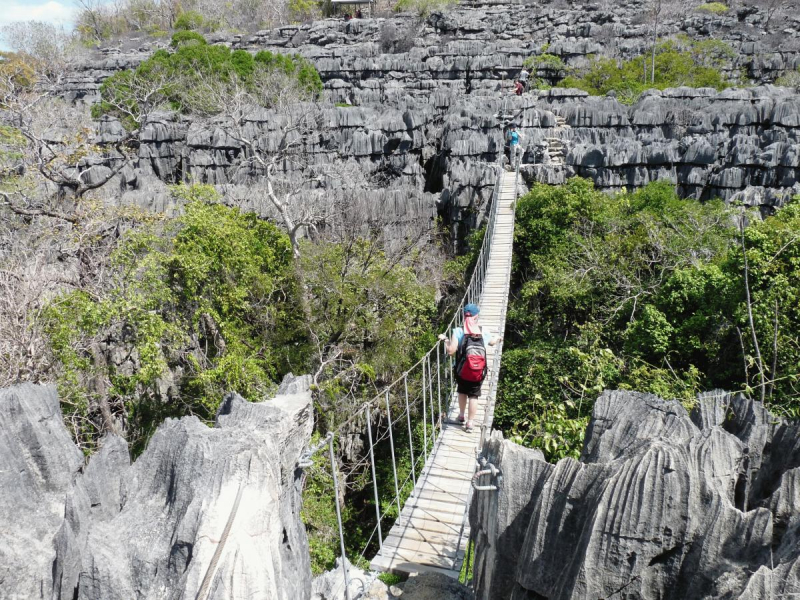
<box><xmin>464</xmin><ymin>303</ymin><xmax>480</xmax><ymax>316</ymax></box>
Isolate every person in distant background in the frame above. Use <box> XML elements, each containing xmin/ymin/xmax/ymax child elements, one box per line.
<box><xmin>519</xmin><ymin>67</ymin><xmax>530</xmax><ymax>91</ymax></box>
<box><xmin>514</xmin><ymin>79</ymin><xmax>524</xmax><ymax>96</ymax></box>
<box><xmin>355</xmin><ymin>8</ymin><xmax>363</xmax><ymax>18</ymax></box>
<box><xmin>439</xmin><ymin>304</ymin><xmax>502</xmax><ymax>433</ymax></box>
<box><xmin>506</xmin><ymin>123</ymin><xmax>522</xmax><ymax>163</ymax></box>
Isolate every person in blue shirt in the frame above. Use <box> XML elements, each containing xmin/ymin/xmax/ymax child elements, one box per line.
<box><xmin>506</xmin><ymin>123</ymin><xmax>521</xmax><ymax>163</ymax></box>
<box><xmin>438</xmin><ymin>303</ymin><xmax>502</xmax><ymax>433</ymax></box>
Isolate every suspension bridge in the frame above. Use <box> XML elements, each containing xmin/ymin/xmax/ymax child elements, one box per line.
<box><xmin>301</xmin><ymin>156</ymin><xmax>523</xmax><ymax>598</ymax></box>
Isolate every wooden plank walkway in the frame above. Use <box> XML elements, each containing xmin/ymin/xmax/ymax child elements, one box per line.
<box><xmin>370</xmin><ymin>169</ymin><xmax>519</xmax><ymax>579</ymax></box>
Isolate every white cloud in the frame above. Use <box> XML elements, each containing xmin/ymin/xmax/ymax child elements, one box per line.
<box><xmin>0</xmin><ymin>1</ymin><xmax>76</xmax><ymax>30</ymax></box>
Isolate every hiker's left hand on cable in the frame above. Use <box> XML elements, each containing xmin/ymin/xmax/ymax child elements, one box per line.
<box><xmin>438</xmin><ymin>334</ymin><xmax>447</xmax><ymax>341</ymax></box>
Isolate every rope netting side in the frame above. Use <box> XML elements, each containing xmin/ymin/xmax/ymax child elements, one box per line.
<box><xmin>300</xmin><ymin>162</ymin><xmax>506</xmax><ymax>599</ymax></box>
<box><xmin>461</xmin><ymin>152</ymin><xmax>521</xmax><ymax>588</ymax></box>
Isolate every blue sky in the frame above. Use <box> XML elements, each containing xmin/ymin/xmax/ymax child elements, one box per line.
<box><xmin>0</xmin><ymin>0</ymin><xmax>78</xmax><ymax>50</ymax></box>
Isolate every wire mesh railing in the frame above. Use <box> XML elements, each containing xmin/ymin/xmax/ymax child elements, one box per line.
<box><xmin>299</xmin><ymin>154</ymin><xmax>519</xmax><ymax>599</ymax></box>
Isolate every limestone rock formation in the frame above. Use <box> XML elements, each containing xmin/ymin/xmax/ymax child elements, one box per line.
<box><xmin>59</xmin><ymin>0</ymin><xmax>800</xmax><ymax>238</ymax></box>
<box><xmin>0</xmin><ymin>375</ymin><xmax>315</xmax><ymax>600</ymax></box>
<box><xmin>470</xmin><ymin>390</ymin><xmax>800</xmax><ymax>599</ymax></box>
<box><xmin>0</xmin><ymin>385</ymin><xmax>84</xmax><ymax>600</ymax></box>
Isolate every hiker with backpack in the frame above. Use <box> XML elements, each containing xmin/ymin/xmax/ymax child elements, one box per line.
<box><xmin>438</xmin><ymin>303</ymin><xmax>502</xmax><ymax>433</ymax></box>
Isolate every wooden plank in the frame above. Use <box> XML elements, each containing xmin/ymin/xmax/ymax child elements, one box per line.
<box><xmin>403</xmin><ymin>494</ymin><xmax>469</xmax><ymax>515</ymax></box>
<box><xmin>373</xmin><ymin>545</ymin><xmax>455</xmax><ymax>569</ymax></box>
<box><xmin>381</xmin><ymin>535</ymin><xmax>460</xmax><ymax>559</ymax></box>
<box><xmin>392</xmin><ymin>514</ymin><xmax>464</xmax><ymax>536</ymax></box>
<box><xmin>370</xmin><ymin>554</ymin><xmax>460</xmax><ymax>579</ymax></box>
<box><xmin>398</xmin><ymin>506</ymin><xmax>464</xmax><ymax>527</ymax></box>
<box><xmin>383</xmin><ymin>523</ymin><xmax>464</xmax><ymax>547</ymax></box>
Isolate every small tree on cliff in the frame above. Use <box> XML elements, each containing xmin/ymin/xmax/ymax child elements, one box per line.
<box><xmin>182</xmin><ymin>61</ymin><xmax>337</xmax><ymax>258</ymax></box>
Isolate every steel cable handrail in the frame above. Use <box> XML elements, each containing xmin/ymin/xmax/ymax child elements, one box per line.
<box><xmin>309</xmin><ymin>162</ymin><xmax>505</xmax><ymax>439</ymax></box>
<box><xmin>300</xmin><ymin>159</ymin><xmax>509</xmax><ymax>600</ymax></box>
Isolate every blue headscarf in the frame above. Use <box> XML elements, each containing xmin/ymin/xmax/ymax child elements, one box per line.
<box><xmin>464</xmin><ymin>303</ymin><xmax>480</xmax><ymax>316</ymax></box>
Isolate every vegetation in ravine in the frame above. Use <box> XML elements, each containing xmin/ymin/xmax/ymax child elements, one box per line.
<box><xmin>696</xmin><ymin>2</ymin><xmax>730</xmax><ymax>14</ymax></box>
<box><xmin>498</xmin><ymin>178</ymin><xmax>800</xmax><ymax>461</ymax></box>
<box><xmin>556</xmin><ymin>38</ymin><xmax>737</xmax><ymax>103</ymax></box>
<box><xmin>523</xmin><ymin>37</ymin><xmax>738</xmax><ymax>103</ymax></box>
<box><xmin>43</xmin><ymin>185</ymin><xmax>305</xmax><ymax>454</ymax></box>
<box><xmin>777</xmin><ymin>66</ymin><xmax>800</xmax><ymax>91</ymax></box>
<box><xmin>93</xmin><ymin>34</ymin><xmax>322</xmax><ymax>128</ymax></box>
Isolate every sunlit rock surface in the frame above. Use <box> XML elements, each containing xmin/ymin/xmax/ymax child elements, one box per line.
<box><xmin>0</xmin><ymin>376</ymin><xmax>314</xmax><ymax>600</ymax></box>
<box><xmin>470</xmin><ymin>390</ymin><xmax>800</xmax><ymax>599</ymax></box>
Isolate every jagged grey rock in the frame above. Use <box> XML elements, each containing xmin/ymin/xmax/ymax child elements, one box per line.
<box><xmin>0</xmin><ymin>374</ymin><xmax>315</xmax><ymax>600</ymax></box>
<box><xmin>312</xmin><ymin>556</ymin><xmax>378</xmax><ymax>600</ymax></box>
<box><xmin>0</xmin><ymin>384</ymin><xmax>84</xmax><ymax>600</ymax></box>
<box><xmin>393</xmin><ymin>572</ymin><xmax>475</xmax><ymax>600</ymax></box>
<box><xmin>470</xmin><ymin>390</ymin><xmax>800</xmax><ymax>599</ymax></box>
<box><xmin>59</xmin><ymin>0</ymin><xmax>800</xmax><ymax>240</ymax></box>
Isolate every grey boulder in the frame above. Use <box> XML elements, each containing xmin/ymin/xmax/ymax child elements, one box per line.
<box><xmin>470</xmin><ymin>390</ymin><xmax>800</xmax><ymax>599</ymax></box>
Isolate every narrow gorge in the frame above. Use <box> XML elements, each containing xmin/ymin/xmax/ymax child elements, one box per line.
<box><xmin>2</xmin><ymin>0</ymin><xmax>800</xmax><ymax>598</ymax></box>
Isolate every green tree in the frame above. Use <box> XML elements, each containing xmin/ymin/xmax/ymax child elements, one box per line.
<box><xmin>499</xmin><ymin>178</ymin><xmax>751</xmax><ymax>460</ymax></box>
<box><xmin>93</xmin><ymin>41</ymin><xmax>322</xmax><ymax>128</ymax></box>
<box><xmin>44</xmin><ymin>185</ymin><xmax>307</xmax><ymax>452</ymax></box>
<box><xmin>559</xmin><ymin>39</ymin><xmax>736</xmax><ymax>104</ymax></box>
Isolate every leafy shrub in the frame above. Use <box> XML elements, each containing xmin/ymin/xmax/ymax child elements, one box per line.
<box><xmin>696</xmin><ymin>2</ymin><xmax>729</xmax><ymax>13</ymax></box>
<box><xmin>170</xmin><ymin>30</ymin><xmax>206</xmax><ymax>47</ymax></box>
<box><xmin>522</xmin><ymin>53</ymin><xmax>567</xmax><ymax>90</ymax></box>
<box><xmin>93</xmin><ymin>43</ymin><xmax>323</xmax><ymax>127</ymax></box>
<box><xmin>174</xmin><ymin>10</ymin><xmax>205</xmax><ymax>31</ymax></box>
<box><xmin>777</xmin><ymin>67</ymin><xmax>800</xmax><ymax>90</ymax></box>
<box><xmin>288</xmin><ymin>0</ymin><xmax>320</xmax><ymax>22</ymax></box>
<box><xmin>559</xmin><ymin>40</ymin><xmax>735</xmax><ymax>104</ymax></box>
<box><xmin>394</xmin><ymin>0</ymin><xmax>458</xmax><ymax>17</ymax></box>
<box><xmin>254</xmin><ymin>50</ymin><xmax>323</xmax><ymax>95</ymax></box>
<box><xmin>0</xmin><ymin>51</ymin><xmax>37</xmax><ymax>96</ymax></box>
<box><xmin>44</xmin><ymin>185</ymin><xmax>306</xmax><ymax>453</ymax></box>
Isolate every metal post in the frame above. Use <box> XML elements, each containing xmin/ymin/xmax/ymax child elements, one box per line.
<box><xmin>328</xmin><ymin>434</ymin><xmax>351</xmax><ymax>600</ymax></box>
<box><xmin>403</xmin><ymin>375</ymin><xmax>416</xmax><ymax>490</ymax></box>
<box><xmin>448</xmin><ymin>331</ymin><xmax>454</xmax><ymax>413</ymax></box>
<box><xmin>436</xmin><ymin>343</ymin><xmax>442</xmax><ymax>431</ymax></box>
<box><xmin>385</xmin><ymin>390</ymin><xmax>402</xmax><ymax>516</ymax></box>
<box><xmin>428</xmin><ymin>355</ymin><xmax>435</xmax><ymax>449</ymax></box>
<box><xmin>422</xmin><ymin>359</ymin><xmax>428</xmax><ymax>463</ymax></box>
<box><xmin>365</xmin><ymin>406</ymin><xmax>383</xmax><ymax>549</ymax></box>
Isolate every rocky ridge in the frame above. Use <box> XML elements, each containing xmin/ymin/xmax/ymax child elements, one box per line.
<box><xmin>469</xmin><ymin>389</ymin><xmax>800</xmax><ymax>599</ymax></box>
<box><xmin>0</xmin><ymin>376</ymin><xmax>314</xmax><ymax>600</ymax></box>
<box><xmin>67</xmin><ymin>0</ymin><xmax>800</xmax><ymax>226</ymax></box>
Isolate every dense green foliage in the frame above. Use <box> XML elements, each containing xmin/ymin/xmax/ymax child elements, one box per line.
<box><xmin>170</xmin><ymin>30</ymin><xmax>207</xmax><ymax>47</ymax></box>
<box><xmin>42</xmin><ymin>185</ymin><xmax>437</xmax><ymax>459</ymax></box>
<box><xmin>173</xmin><ymin>10</ymin><xmax>211</xmax><ymax>32</ymax></box>
<box><xmin>558</xmin><ymin>39</ymin><xmax>736</xmax><ymax>104</ymax></box>
<box><xmin>697</xmin><ymin>2</ymin><xmax>730</xmax><ymax>14</ymax></box>
<box><xmin>498</xmin><ymin>178</ymin><xmax>800</xmax><ymax>461</ymax></box>
<box><xmin>44</xmin><ymin>185</ymin><xmax>305</xmax><ymax>452</ymax></box>
<box><xmin>302</xmin><ymin>239</ymin><xmax>436</xmax><ymax>401</ymax></box>
<box><xmin>92</xmin><ymin>38</ymin><xmax>323</xmax><ymax>127</ymax></box>
<box><xmin>522</xmin><ymin>52</ymin><xmax>567</xmax><ymax>90</ymax></box>
<box><xmin>777</xmin><ymin>66</ymin><xmax>800</xmax><ymax>90</ymax></box>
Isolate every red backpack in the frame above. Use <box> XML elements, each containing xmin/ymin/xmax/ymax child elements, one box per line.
<box><xmin>456</xmin><ymin>334</ymin><xmax>487</xmax><ymax>382</ymax></box>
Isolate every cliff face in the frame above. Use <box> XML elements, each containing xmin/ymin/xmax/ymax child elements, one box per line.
<box><xmin>469</xmin><ymin>390</ymin><xmax>800</xmax><ymax>599</ymax></box>
<box><xmin>0</xmin><ymin>377</ymin><xmax>314</xmax><ymax>600</ymax></box>
<box><xmin>65</xmin><ymin>0</ymin><xmax>800</xmax><ymax>231</ymax></box>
